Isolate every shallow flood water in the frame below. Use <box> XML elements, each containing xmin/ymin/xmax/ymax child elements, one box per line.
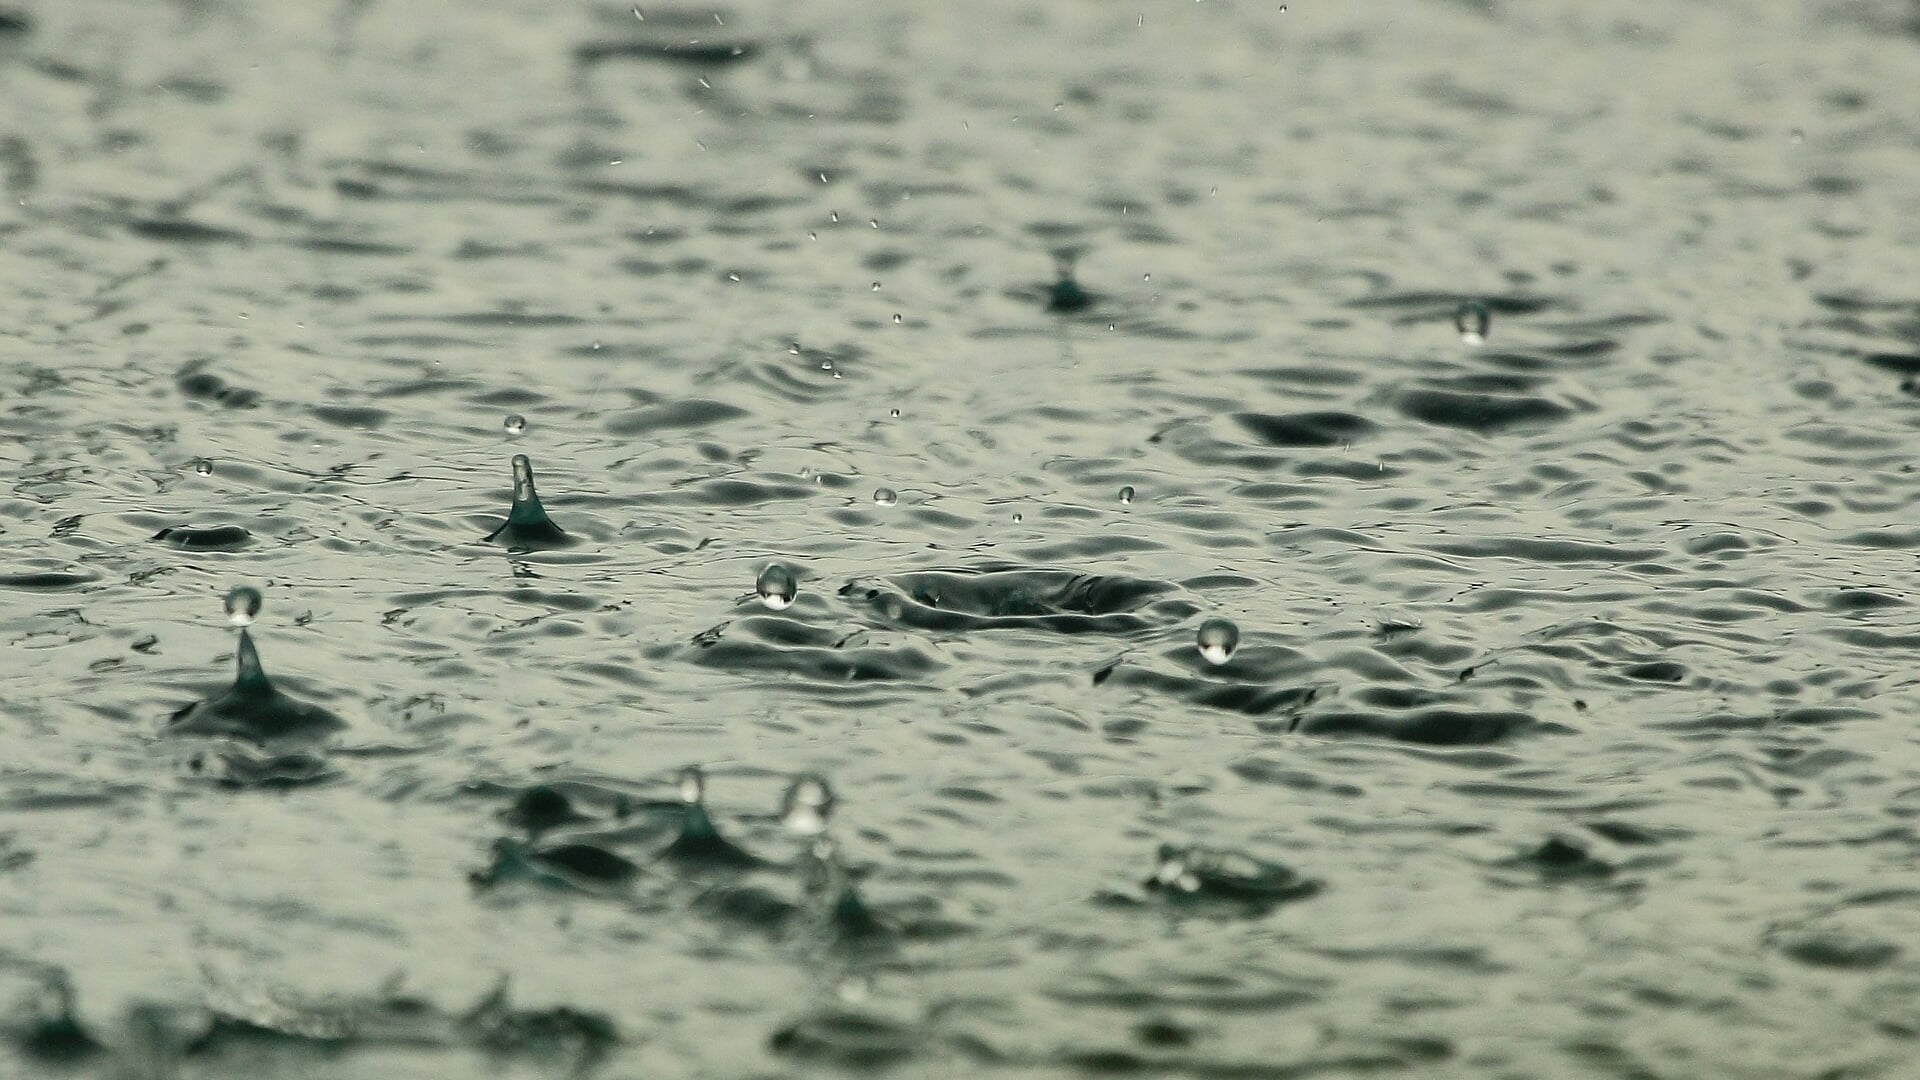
<box><xmin>5</xmin><ymin>1</ymin><xmax>1920</xmax><ymax>1076</ymax></box>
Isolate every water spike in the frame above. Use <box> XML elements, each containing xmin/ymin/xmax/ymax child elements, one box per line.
<box><xmin>232</xmin><ymin>628</ymin><xmax>275</xmax><ymax>695</ymax></box>
<box><xmin>1047</xmin><ymin>257</ymin><xmax>1092</xmax><ymax>313</ymax></box>
<box><xmin>485</xmin><ymin>454</ymin><xmax>573</xmax><ymax>549</ymax></box>
<box><xmin>660</xmin><ymin>766</ymin><xmax>759</xmax><ymax>868</ymax></box>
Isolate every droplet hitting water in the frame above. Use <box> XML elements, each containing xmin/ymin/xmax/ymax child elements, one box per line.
<box><xmin>483</xmin><ymin>454</ymin><xmax>572</xmax><ymax>550</ymax></box>
<box><xmin>756</xmin><ymin>563</ymin><xmax>798</xmax><ymax>611</ymax></box>
<box><xmin>503</xmin><ymin>414</ymin><xmax>527</xmax><ymax>436</ymax></box>
<box><xmin>1196</xmin><ymin>618</ymin><xmax>1240</xmax><ymax>665</ymax></box>
<box><xmin>781</xmin><ymin>775</ymin><xmax>835</xmax><ymax>836</ymax></box>
<box><xmin>873</xmin><ymin>488</ymin><xmax>898</xmax><ymax>507</ymax></box>
<box><xmin>223</xmin><ymin>585</ymin><xmax>262</xmax><ymax>627</ymax></box>
<box><xmin>1455</xmin><ymin>300</ymin><xmax>1491</xmax><ymax>345</ymax></box>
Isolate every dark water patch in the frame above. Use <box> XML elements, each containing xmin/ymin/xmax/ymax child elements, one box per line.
<box><xmin>0</xmin><ymin>9</ymin><xmax>31</xmax><ymax>35</ymax></box>
<box><xmin>845</xmin><ymin>566</ymin><xmax>1195</xmax><ymax>635</ymax></box>
<box><xmin>676</xmin><ymin>617</ymin><xmax>944</xmax><ymax>683</ymax></box>
<box><xmin>1425</xmin><ymin>536</ymin><xmax>1663</xmax><ymax>565</ymax></box>
<box><xmin>1300</xmin><ymin>709</ymin><xmax>1548</xmax><ymax>746</ymax></box>
<box><xmin>1392</xmin><ymin>376</ymin><xmax>1582</xmax><ymax>433</ymax></box>
<box><xmin>1768</xmin><ymin>929</ymin><xmax>1900</xmax><ymax>971</ymax></box>
<box><xmin>128</xmin><ymin>219</ymin><xmax>251</xmax><ymax>244</ymax></box>
<box><xmin>1346</xmin><ymin>291</ymin><xmax>1556</xmax><ymax>318</ymax></box>
<box><xmin>310</xmin><ymin>404</ymin><xmax>389</xmax><ymax>429</ymax></box>
<box><xmin>0</xmin><ymin>563</ymin><xmax>99</xmax><ymax>590</ymax></box>
<box><xmin>604</xmin><ymin>398</ymin><xmax>749</xmax><ymax>436</ymax></box>
<box><xmin>1861</xmin><ymin>353</ymin><xmax>1920</xmax><ymax>375</ymax></box>
<box><xmin>574</xmin><ymin>39</ymin><xmax>757</xmax><ymax>66</ymax></box>
<box><xmin>152</xmin><ymin>525</ymin><xmax>255</xmax><ymax>551</ymax></box>
<box><xmin>1622</xmin><ymin>660</ymin><xmax>1689</xmax><ymax>683</ymax></box>
<box><xmin>769</xmin><ymin>1010</ymin><xmax>920</xmax><ymax>1069</ymax></box>
<box><xmin>1826</xmin><ymin>588</ymin><xmax>1905</xmax><ymax>611</ymax></box>
<box><xmin>1233</xmin><ymin>411</ymin><xmax>1376</xmax><ymax>447</ymax></box>
<box><xmin>1098</xmin><ymin>661</ymin><xmax>1321</xmax><ymax>720</ymax></box>
<box><xmin>174</xmin><ymin>365</ymin><xmax>260</xmax><ymax>408</ymax></box>
<box><xmin>1502</xmin><ymin>837</ymin><xmax>1616</xmax><ymax>880</ymax></box>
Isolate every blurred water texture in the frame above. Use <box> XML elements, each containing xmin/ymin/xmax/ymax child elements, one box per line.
<box><xmin>4</xmin><ymin>1</ymin><xmax>1920</xmax><ymax>1076</ymax></box>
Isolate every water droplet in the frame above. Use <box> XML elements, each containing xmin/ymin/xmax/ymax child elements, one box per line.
<box><xmin>756</xmin><ymin>563</ymin><xmax>798</xmax><ymax>611</ymax></box>
<box><xmin>224</xmin><ymin>585</ymin><xmax>262</xmax><ymax>627</ymax></box>
<box><xmin>1455</xmin><ymin>300</ymin><xmax>1491</xmax><ymax>346</ymax></box>
<box><xmin>191</xmin><ymin>458</ymin><xmax>213</xmax><ymax>476</ymax></box>
<box><xmin>1012</xmin><ymin>512</ymin><xmax>1023</xmax><ymax>523</ymax></box>
<box><xmin>873</xmin><ymin>487</ymin><xmax>898</xmax><ymax>507</ymax></box>
<box><xmin>892</xmin><ymin>313</ymin><xmax>902</xmax><ymax>324</ymax></box>
<box><xmin>781</xmin><ymin>774</ymin><xmax>835</xmax><ymax>835</ymax></box>
<box><xmin>630</xmin><ymin>4</ymin><xmax>644</xmax><ymax>20</ymax></box>
<box><xmin>1154</xmin><ymin>844</ymin><xmax>1202</xmax><ymax>893</ymax></box>
<box><xmin>1789</xmin><ymin>128</ymin><xmax>1805</xmax><ymax>144</ymax></box>
<box><xmin>1142</xmin><ymin>272</ymin><xmax>1151</xmax><ymax>282</ymax></box>
<box><xmin>871</xmin><ymin>281</ymin><xmax>881</xmax><ymax>291</ymax></box>
<box><xmin>868</xmin><ymin>219</ymin><xmax>878</xmax><ymax>229</ymax></box>
<box><xmin>830</xmin><ymin>210</ymin><xmax>840</xmax><ymax>223</ymax></box>
<box><xmin>678</xmin><ymin>766</ymin><xmax>705</xmax><ymax>805</ymax></box>
<box><xmin>889</xmin><ymin>408</ymin><xmax>901</xmax><ymax>418</ymax></box>
<box><xmin>503</xmin><ymin>414</ymin><xmax>527</xmax><ymax>436</ymax></box>
<box><xmin>1196</xmin><ymin>618</ymin><xmax>1240</xmax><ymax>665</ymax></box>
<box><xmin>1119</xmin><ymin>485</ymin><xmax>1135</xmax><ymax>505</ymax></box>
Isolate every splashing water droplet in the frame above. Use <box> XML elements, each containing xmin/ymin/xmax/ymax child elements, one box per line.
<box><xmin>1455</xmin><ymin>300</ymin><xmax>1491</xmax><ymax>346</ymax></box>
<box><xmin>1154</xmin><ymin>844</ymin><xmax>1203</xmax><ymax>893</ymax></box>
<box><xmin>503</xmin><ymin>414</ymin><xmax>527</xmax><ymax>436</ymax></box>
<box><xmin>191</xmin><ymin>458</ymin><xmax>213</xmax><ymax>476</ymax></box>
<box><xmin>224</xmin><ymin>585</ymin><xmax>263</xmax><ymax>627</ymax></box>
<box><xmin>756</xmin><ymin>563</ymin><xmax>798</xmax><ymax>611</ymax></box>
<box><xmin>1119</xmin><ymin>485</ymin><xmax>1135</xmax><ymax>505</ymax></box>
<box><xmin>781</xmin><ymin>774</ymin><xmax>835</xmax><ymax>835</ymax></box>
<box><xmin>678</xmin><ymin>766</ymin><xmax>705</xmax><ymax>806</ymax></box>
<box><xmin>1196</xmin><ymin>618</ymin><xmax>1240</xmax><ymax>665</ymax></box>
<box><xmin>873</xmin><ymin>488</ymin><xmax>898</xmax><ymax>507</ymax></box>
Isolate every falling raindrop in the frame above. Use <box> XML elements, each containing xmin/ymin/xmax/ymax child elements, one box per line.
<box><xmin>503</xmin><ymin>414</ymin><xmax>527</xmax><ymax>436</ymax></box>
<box><xmin>1196</xmin><ymin>618</ymin><xmax>1240</xmax><ymax>666</ymax></box>
<box><xmin>1455</xmin><ymin>301</ymin><xmax>1491</xmax><ymax>346</ymax></box>
<box><xmin>756</xmin><ymin>564</ymin><xmax>798</xmax><ymax>611</ymax></box>
<box><xmin>224</xmin><ymin>585</ymin><xmax>263</xmax><ymax>628</ymax></box>
<box><xmin>873</xmin><ymin>488</ymin><xmax>898</xmax><ymax>507</ymax></box>
<box><xmin>889</xmin><ymin>408</ymin><xmax>901</xmax><ymax>418</ymax></box>
<box><xmin>678</xmin><ymin>765</ymin><xmax>705</xmax><ymax>806</ymax></box>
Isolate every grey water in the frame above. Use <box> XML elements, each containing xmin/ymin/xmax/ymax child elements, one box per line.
<box><xmin>4</xmin><ymin>0</ymin><xmax>1920</xmax><ymax>1077</ymax></box>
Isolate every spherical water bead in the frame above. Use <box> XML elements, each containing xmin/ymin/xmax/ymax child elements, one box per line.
<box><xmin>224</xmin><ymin>585</ymin><xmax>263</xmax><ymax>627</ymax></box>
<box><xmin>503</xmin><ymin>414</ymin><xmax>527</xmax><ymax>436</ymax></box>
<box><xmin>873</xmin><ymin>487</ymin><xmax>898</xmax><ymax>507</ymax></box>
<box><xmin>1196</xmin><ymin>618</ymin><xmax>1240</xmax><ymax>666</ymax></box>
<box><xmin>191</xmin><ymin>458</ymin><xmax>213</xmax><ymax>476</ymax></box>
<box><xmin>1119</xmin><ymin>485</ymin><xmax>1135</xmax><ymax>505</ymax></box>
<box><xmin>781</xmin><ymin>774</ymin><xmax>835</xmax><ymax>836</ymax></box>
<box><xmin>756</xmin><ymin>563</ymin><xmax>798</xmax><ymax>611</ymax></box>
<box><xmin>1455</xmin><ymin>300</ymin><xmax>1491</xmax><ymax>346</ymax></box>
<box><xmin>889</xmin><ymin>408</ymin><xmax>901</xmax><ymax>418</ymax></box>
<box><xmin>677</xmin><ymin>766</ymin><xmax>706</xmax><ymax>805</ymax></box>
<box><xmin>1154</xmin><ymin>844</ymin><xmax>1201</xmax><ymax>894</ymax></box>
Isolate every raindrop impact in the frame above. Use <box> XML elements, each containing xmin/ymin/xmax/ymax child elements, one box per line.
<box><xmin>1455</xmin><ymin>300</ymin><xmax>1491</xmax><ymax>346</ymax></box>
<box><xmin>483</xmin><ymin>454</ymin><xmax>572</xmax><ymax>550</ymax></box>
<box><xmin>781</xmin><ymin>774</ymin><xmax>835</xmax><ymax>836</ymax></box>
<box><xmin>224</xmin><ymin>585</ymin><xmax>262</xmax><ymax>627</ymax></box>
<box><xmin>503</xmin><ymin>414</ymin><xmax>527</xmax><ymax>436</ymax></box>
<box><xmin>1196</xmin><ymin>618</ymin><xmax>1240</xmax><ymax>666</ymax></box>
<box><xmin>756</xmin><ymin>563</ymin><xmax>798</xmax><ymax>611</ymax></box>
<box><xmin>873</xmin><ymin>487</ymin><xmax>898</xmax><ymax>507</ymax></box>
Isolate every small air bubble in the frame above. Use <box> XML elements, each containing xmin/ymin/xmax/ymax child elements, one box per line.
<box><xmin>224</xmin><ymin>585</ymin><xmax>263</xmax><ymax>627</ymax></box>
<box><xmin>1196</xmin><ymin>618</ymin><xmax>1240</xmax><ymax>666</ymax></box>
<box><xmin>1455</xmin><ymin>300</ymin><xmax>1491</xmax><ymax>346</ymax></box>
<box><xmin>503</xmin><ymin>414</ymin><xmax>527</xmax><ymax>436</ymax></box>
<box><xmin>756</xmin><ymin>563</ymin><xmax>798</xmax><ymax>611</ymax></box>
<box><xmin>873</xmin><ymin>487</ymin><xmax>898</xmax><ymax>507</ymax></box>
